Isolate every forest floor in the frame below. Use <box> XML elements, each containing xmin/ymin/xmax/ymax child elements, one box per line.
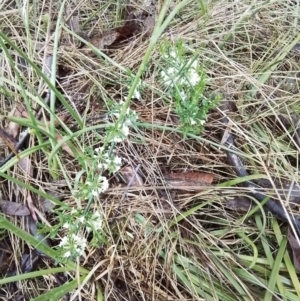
<box><xmin>1</xmin><ymin>1</ymin><xmax>300</xmax><ymax>300</ymax></box>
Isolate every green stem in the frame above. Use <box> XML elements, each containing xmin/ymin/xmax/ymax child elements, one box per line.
<box><xmin>0</xmin><ymin>215</ymin><xmax>89</xmax><ymax>275</ymax></box>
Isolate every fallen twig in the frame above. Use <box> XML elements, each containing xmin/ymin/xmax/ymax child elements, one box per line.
<box><xmin>219</xmin><ymin>101</ymin><xmax>300</xmax><ymax>232</ymax></box>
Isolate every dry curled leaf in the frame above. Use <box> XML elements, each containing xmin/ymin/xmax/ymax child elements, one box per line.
<box><xmin>55</xmin><ymin>132</ymin><xmax>75</xmax><ymax>157</ymax></box>
<box><xmin>0</xmin><ymin>200</ymin><xmax>30</xmax><ymax>216</ymax></box>
<box><xmin>92</xmin><ymin>30</ymin><xmax>120</xmax><ymax>49</ymax></box>
<box><xmin>91</xmin><ymin>23</ymin><xmax>140</xmax><ymax>49</ymax></box>
<box><xmin>39</xmin><ymin>190</ymin><xmax>65</xmax><ymax>213</ymax></box>
<box><xmin>163</xmin><ymin>171</ymin><xmax>213</xmax><ymax>188</ymax></box>
<box><xmin>18</xmin><ymin>156</ymin><xmax>33</xmax><ymax>177</ymax></box>
<box><xmin>287</xmin><ymin>227</ymin><xmax>300</xmax><ymax>271</ymax></box>
<box><xmin>27</xmin><ymin>216</ymin><xmax>50</xmax><ymax>247</ymax></box>
<box><xmin>143</xmin><ymin>15</ymin><xmax>155</xmax><ymax>36</ymax></box>
<box><xmin>225</xmin><ymin>197</ymin><xmax>253</xmax><ymax>212</ymax></box>
<box><xmin>89</xmin><ymin>11</ymin><xmax>146</xmax><ymax>49</ymax></box>
<box><xmin>119</xmin><ymin>166</ymin><xmax>144</xmax><ymax>186</ymax></box>
<box><xmin>0</xmin><ymin>128</ymin><xmax>19</xmax><ymax>159</ymax></box>
<box><xmin>6</xmin><ymin>103</ymin><xmax>28</xmax><ymax>139</ymax></box>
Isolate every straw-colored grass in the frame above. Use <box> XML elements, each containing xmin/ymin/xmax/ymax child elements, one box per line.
<box><xmin>1</xmin><ymin>0</ymin><xmax>300</xmax><ymax>300</ymax></box>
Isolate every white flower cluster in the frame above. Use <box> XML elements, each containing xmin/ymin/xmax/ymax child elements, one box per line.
<box><xmin>161</xmin><ymin>51</ymin><xmax>200</xmax><ymax>89</ymax></box>
<box><xmin>59</xmin><ymin>209</ymin><xmax>104</xmax><ymax>258</ymax></box>
<box><xmin>160</xmin><ymin>47</ymin><xmax>206</xmax><ymax>127</ymax></box>
<box><xmin>95</xmin><ymin>147</ymin><xmax>122</xmax><ymax>174</ymax></box>
<box><xmin>132</xmin><ymin>80</ymin><xmax>142</xmax><ymax>100</ymax></box>
<box><xmin>109</xmin><ymin>100</ymin><xmax>138</xmax><ymax>143</ymax></box>
<box><xmin>57</xmin><ymin>93</ymin><xmax>139</xmax><ymax>260</ymax></box>
<box><xmin>86</xmin><ymin>211</ymin><xmax>103</xmax><ymax>232</ymax></box>
<box><xmin>59</xmin><ymin>233</ymin><xmax>87</xmax><ymax>258</ymax></box>
<box><xmin>111</xmin><ymin>124</ymin><xmax>130</xmax><ymax>143</ymax></box>
<box><xmin>90</xmin><ymin>175</ymin><xmax>110</xmax><ymax>197</ymax></box>
<box><xmin>72</xmin><ymin>100</ymin><xmax>138</xmax><ymax>201</ymax></box>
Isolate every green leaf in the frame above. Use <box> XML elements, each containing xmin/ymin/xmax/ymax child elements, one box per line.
<box><xmin>31</xmin><ymin>277</ymin><xmax>84</xmax><ymax>301</ymax></box>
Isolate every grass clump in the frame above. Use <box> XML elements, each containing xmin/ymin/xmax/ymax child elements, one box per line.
<box><xmin>0</xmin><ymin>0</ymin><xmax>300</xmax><ymax>300</ymax></box>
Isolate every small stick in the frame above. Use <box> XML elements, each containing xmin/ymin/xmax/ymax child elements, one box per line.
<box><xmin>219</xmin><ymin>102</ymin><xmax>300</xmax><ymax>232</ymax></box>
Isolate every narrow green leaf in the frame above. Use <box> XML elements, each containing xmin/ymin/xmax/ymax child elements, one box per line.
<box><xmin>31</xmin><ymin>277</ymin><xmax>84</xmax><ymax>301</ymax></box>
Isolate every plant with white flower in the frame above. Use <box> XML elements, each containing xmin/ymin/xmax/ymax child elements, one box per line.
<box><xmin>132</xmin><ymin>79</ymin><xmax>142</xmax><ymax>100</ymax></box>
<box><xmin>85</xmin><ymin>210</ymin><xmax>107</xmax><ymax>246</ymax></box>
<box><xmin>95</xmin><ymin>147</ymin><xmax>122</xmax><ymax>174</ymax></box>
<box><xmin>37</xmin><ymin>81</ymin><xmax>141</xmax><ymax>260</ymax></box>
<box><xmin>72</xmin><ymin>169</ymin><xmax>110</xmax><ymax>200</ymax></box>
<box><xmin>44</xmin><ymin>208</ymin><xmax>87</xmax><ymax>259</ymax></box>
<box><xmin>105</xmin><ymin>99</ymin><xmax>138</xmax><ymax>143</ymax></box>
<box><xmin>86</xmin><ymin>211</ymin><xmax>103</xmax><ymax>232</ymax></box>
<box><xmin>126</xmin><ymin>75</ymin><xmax>143</xmax><ymax>100</ymax></box>
<box><xmin>159</xmin><ymin>39</ymin><xmax>220</xmax><ymax>137</ymax></box>
<box><xmin>68</xmin><ymin>99</ymin><xmax>137</xmax><ymax>202</ymax></box>
<box><xmin>59</xmin><ymin>233</ymin><xmax>87</xmax><ymax>258</ymax></box>
<box><xmin>37</xmin><ymin>85</ymin><xmax>139</xmax><ymax>261</ymax></box>
<box><xmin>109</xmin><ymin>123</ymin><xmax>130</xmax><ymax>143</ymax></box>
<box><xmin>91</xmin><ymin>175</ymin><xmax>110</xmax><ymax>197</ymax></box>
<box><xmin>52</xmin><ymin>208</ymin><xmax>107</xmax><ymax>259</ymax></box>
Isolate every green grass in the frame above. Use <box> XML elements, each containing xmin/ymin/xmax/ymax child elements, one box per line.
<box><xmin>0</xmin><ymin>0</ymin><xmax>300</xmax><ymax>300</ymax></box>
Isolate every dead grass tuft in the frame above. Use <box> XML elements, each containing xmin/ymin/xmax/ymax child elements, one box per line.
<box><xmin>1</xmin><ymin>0</ymin><xmax>300</xmax><ymax>300</ymax></box>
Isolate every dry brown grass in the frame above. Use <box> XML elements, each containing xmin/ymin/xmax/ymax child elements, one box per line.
<box><xmin>1</xmin><ymin>0</ymin><xmax>300</xmax><ymax>300</ymax></box>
